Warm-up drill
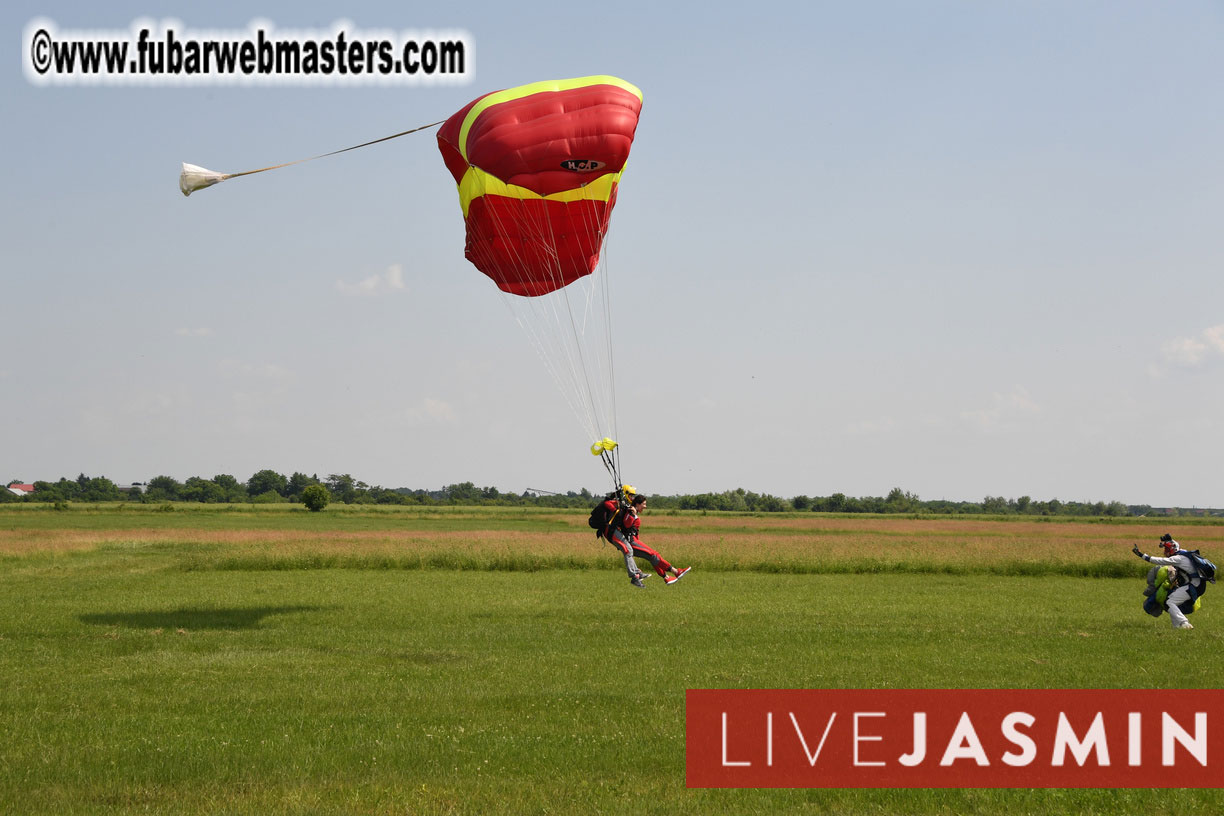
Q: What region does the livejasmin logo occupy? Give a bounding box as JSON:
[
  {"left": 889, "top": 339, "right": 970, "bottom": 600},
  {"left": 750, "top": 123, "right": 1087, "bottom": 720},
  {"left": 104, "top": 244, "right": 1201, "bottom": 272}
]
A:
[{"left": 685, "top": 689, "right": 1224, "bottom": 788}]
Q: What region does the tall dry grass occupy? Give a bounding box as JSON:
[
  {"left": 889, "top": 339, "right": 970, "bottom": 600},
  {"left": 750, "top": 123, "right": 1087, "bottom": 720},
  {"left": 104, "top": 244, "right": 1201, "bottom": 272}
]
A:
[{"left": 4, "top": 511, "right": 1218, "bottom": 577}]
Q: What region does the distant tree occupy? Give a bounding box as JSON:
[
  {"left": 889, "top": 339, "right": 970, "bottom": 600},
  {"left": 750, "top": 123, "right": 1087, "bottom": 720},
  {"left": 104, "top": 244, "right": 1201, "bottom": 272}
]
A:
[
  {"left": 445, "top": 482, "right": 481, "bottom": 503},
  {"left": 77, "top": 476, "right": 121, "bottom": 502},
  {"left": 212, "top": 474, "right": 240, "bottom": 491},
  {"left": 286, "top": 472, "right": 319, "bottom": 500},
  {"left": 325, "top": 474, "right": 358, "bottom": 503},
  {"left": 885, "top": 488, "right": 920, "bottom": 513},
  {"left": 719, "top": 489, "right": 749, "bottom": 512},
  {"left": 302, "top": 484, "right": 330, "bottom": 512},
  {"left": 247, "top": 470, "right": 288, "bottom": 498},
  {"left": 857, "top": 495, "right": 885, "bottom": 513},
  {"left": 144, "top": 475, "right": 182, "bottom": 501},
  {"left": 210, "top": 474, "right": 245, "bottom": 502},
  {"left": 678, "top": 493, "right": 716, "bottom": 510},
  {"left": 30, "top": 480, "right": 67, "bottom": 502},
  {"left": 755, "top": 494, "right": 787, "bottom": 512},
  {"left": 982, "top": 496, "right": 1010, "bottom": 514},
  {"left": 2, "top": 480, "right": 25, "bottom": 504},
  {"left": 181, "top": 477, "right": 226, "bottom": 503}
]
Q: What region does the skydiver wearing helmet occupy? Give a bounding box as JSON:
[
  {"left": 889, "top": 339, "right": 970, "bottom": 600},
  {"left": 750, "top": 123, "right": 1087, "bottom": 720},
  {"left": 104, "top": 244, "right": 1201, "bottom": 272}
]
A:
[
  {"left": 1133, "top": 534, "right": 1204, "bottom": 630},
  {"left": 596, "top": 485, "right": 646, "bottom": 585},
  {"left": 615, "top": 493, "right": 690, "bottom": 588},
  {"left": 597, "top": 486, "right": 689, "bottom": 588}
]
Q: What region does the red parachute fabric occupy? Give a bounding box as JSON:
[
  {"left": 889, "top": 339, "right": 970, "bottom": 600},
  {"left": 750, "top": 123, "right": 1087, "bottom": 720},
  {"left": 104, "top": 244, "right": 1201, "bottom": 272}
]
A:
[{"left": 437, "top": 77, "right": 643, "bottom": 297}]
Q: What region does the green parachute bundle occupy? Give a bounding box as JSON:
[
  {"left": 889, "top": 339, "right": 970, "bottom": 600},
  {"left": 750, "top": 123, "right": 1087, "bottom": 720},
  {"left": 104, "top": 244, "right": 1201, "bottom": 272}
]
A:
[{"left": 1142, "top": 565, "right": 1202, "bottom": 618}]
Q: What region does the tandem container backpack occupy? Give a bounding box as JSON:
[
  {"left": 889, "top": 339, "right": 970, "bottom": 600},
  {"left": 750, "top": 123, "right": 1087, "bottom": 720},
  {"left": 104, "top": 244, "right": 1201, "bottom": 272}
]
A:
[
  {"left": 588, "top": 499, "right": 621, "bottom": 536},
  {"left": 587, "top": 503, "right": 608, "bottom": 531},
  {"left": 1180, "top": 549, "right": 1217, "bottom": 585}
]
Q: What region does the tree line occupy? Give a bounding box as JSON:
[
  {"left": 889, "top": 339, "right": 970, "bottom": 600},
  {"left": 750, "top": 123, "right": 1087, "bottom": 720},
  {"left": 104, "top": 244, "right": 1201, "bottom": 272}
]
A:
[
  {"left": 4, "top": 474, "right": 1206, "bottom": 516},
  {"left": 673, "top": 487, "right": 1143, "bottom": 516},
  {"left": 1, "top": 473, "right": 593, "bottom": 507}
]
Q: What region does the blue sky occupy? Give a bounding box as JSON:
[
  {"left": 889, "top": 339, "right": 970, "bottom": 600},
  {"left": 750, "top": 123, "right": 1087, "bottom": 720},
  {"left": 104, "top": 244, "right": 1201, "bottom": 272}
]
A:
[{"left": 4, "top": 1, "right": 1223, "bottom": 506}]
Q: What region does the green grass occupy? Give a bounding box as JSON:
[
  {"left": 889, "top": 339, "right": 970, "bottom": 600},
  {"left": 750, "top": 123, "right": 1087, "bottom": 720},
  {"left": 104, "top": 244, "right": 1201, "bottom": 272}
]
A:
[{"left": 1, "top": 509, "right": 1221, "bottom": 814}]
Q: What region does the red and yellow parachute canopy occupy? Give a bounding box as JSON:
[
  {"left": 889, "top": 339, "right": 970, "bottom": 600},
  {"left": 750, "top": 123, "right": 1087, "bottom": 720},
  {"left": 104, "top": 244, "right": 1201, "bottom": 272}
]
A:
[{"left": 437, "top": 76, "right": 643, "bottom": 297}]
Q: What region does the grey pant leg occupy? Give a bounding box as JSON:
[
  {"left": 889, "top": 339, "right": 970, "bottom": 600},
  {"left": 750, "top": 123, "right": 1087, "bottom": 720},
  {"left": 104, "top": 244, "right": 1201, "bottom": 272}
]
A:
[{"left": 610, "top": 529, "right": 638, "bottom": 577}]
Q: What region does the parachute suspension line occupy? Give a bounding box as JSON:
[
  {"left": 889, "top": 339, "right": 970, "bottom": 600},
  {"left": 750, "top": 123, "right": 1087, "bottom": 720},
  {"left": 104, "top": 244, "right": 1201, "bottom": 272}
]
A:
[
  {"left": 566, "top": 181, "right": 621, "bottom": 478},
  {"left": 474, "top": 186, "right": 609, "bottom": 444},
  {"left": 600, "top": 449, "right": 621, "bottom": 493},
  {"left": 596, "top": 193, "right": 621, "bottom": 482},
  {"left": 528, "top": 195, "right": 603, "bottom": 441},
  {"left": 481, "top": 210, "right": 598, "bottom": 441},
  {"left": 594, "top": 195, "right": 619, "bottom": 448},
  {"left": 499, "top": 298, "right": 597, "bottom": 441},
  {"left": 557, "top": 180, "right": 616, "bottom": 446},
  {"left": 457, "top": 171, "right": 623, "bottom": 464},
  {"left": 565, "top": 182, "right": 613, "bottom": 442},
  {"left": 560, "top": 284, "right": 604, "bottom": 442},
  {"left": 612, "top": 442, "right": 622, "bottom": 495},
  {"left": 528, "top": 184, "right": 611, "bottom": 443},
  {"left": 434, "top": 75, "right": 641, "bottom": 487},
  {"left": 570, "top": 188, "right": 623, "bottom": 488}
]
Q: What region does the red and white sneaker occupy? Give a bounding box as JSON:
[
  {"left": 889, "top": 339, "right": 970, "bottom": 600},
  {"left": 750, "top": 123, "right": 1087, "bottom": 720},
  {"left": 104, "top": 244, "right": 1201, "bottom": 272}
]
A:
[{"left": 665, "top": 567, "right": 691, "bottom": 585}]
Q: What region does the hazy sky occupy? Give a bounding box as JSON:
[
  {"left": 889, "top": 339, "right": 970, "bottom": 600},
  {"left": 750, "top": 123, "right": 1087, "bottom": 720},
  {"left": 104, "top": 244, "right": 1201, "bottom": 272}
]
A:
[{"left": 4, "top": 1, "right": 1222, "bottom": 507}]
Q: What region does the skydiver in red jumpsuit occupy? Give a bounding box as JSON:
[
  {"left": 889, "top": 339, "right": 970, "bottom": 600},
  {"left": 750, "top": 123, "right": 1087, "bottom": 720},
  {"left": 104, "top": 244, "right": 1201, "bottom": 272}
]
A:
[{"left": 603, "top": 490, "right": 690, "bottom": 588}]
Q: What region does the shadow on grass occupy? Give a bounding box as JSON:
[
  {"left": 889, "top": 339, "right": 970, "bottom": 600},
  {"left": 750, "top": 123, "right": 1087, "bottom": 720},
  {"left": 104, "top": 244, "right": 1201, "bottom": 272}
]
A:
[{"left": 79, "top": 605, "right": 325, "bottom": 630}]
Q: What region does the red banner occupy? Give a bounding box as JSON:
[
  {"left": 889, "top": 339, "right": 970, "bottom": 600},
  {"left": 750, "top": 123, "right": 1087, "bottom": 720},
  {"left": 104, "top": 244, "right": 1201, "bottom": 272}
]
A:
[{"left": 686, "top": 689, "right": 1224, "bottom": 788}]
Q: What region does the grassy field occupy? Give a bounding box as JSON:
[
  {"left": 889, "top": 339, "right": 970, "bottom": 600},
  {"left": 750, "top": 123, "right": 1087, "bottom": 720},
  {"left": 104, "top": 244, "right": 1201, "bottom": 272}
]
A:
[{"left": 2, "top": 505, "right": 1221, "bottom": 814}]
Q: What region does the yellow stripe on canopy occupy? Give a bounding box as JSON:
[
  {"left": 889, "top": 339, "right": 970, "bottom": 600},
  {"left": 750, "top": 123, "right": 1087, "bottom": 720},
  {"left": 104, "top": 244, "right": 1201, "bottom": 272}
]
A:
[
  {"left": 457, "top": 166, "right": 624, "bottom": 217},
  {"left": 457, "top": 75, "right": 643, "bottom": 164}
]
